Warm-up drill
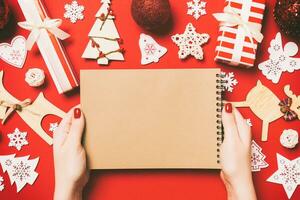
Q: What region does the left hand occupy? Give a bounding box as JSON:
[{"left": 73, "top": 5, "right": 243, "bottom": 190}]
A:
[{"left": 53, "top": 107, "right": 89, "bottom": 200}]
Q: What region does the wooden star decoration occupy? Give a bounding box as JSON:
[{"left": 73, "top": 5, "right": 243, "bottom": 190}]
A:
[
  {"left": 171, "top": 23, "right": 209, "bottom": 60},
  {"left": 267, "top": 154, "right": 300, "bottom": 199}
]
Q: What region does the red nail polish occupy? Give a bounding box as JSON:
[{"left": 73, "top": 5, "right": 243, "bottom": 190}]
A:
[
  {"left": 225, "top": 103, "right": 232, "bottom": 113},
  {"left": 74, "top": 108, "right": 81, "bottom": 119}
]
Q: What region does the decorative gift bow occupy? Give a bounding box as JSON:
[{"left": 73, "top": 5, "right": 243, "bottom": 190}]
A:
[
  {"left": 18, "top": 18, "right": 70, "bottom": 50},
  {"left": 0, "top": 99, "right": 32, "bottom": 124},
  {"left": 213, "top": 6, "right": 264, "bottom": 52},
  {"left": 279, "top": 98, "right": 298, "bottom": 121}
]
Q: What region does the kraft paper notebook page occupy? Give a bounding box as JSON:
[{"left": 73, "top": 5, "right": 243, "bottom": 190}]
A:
[{"left": 81, "top": 69, "right": 222, "bottom": 169}]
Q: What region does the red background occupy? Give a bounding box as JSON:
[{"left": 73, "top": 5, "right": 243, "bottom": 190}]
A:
[{"left": 0, "top": 0, "right": 299, "bottom": 199}]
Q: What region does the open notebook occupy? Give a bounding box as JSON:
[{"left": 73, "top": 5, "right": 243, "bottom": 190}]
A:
[{"left": 81, "top": 69, "right": 222, "bottom": 169}]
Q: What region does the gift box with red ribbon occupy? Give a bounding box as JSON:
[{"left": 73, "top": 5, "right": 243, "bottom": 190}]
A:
[
  {"left": 214, "top": 0, "right": 266, "bottom": 68},
  {"left": 18, "top": 0, "right": 78, "bottom": 94}
]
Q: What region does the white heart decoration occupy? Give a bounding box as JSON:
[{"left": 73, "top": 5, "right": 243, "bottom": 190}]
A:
[{"left": 0, "top": 36, "right": 27, "bottom": 69}]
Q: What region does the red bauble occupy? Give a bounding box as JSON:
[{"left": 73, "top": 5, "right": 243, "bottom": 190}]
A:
[
  {"left": 274, "top": 0, "right": 300, "bottom": 38},
  {"left": 131, "top": 0, "right": 171, "bottom": 32},
  {"left": 0, "top": 0, "right": 9, "bottom": 29}
]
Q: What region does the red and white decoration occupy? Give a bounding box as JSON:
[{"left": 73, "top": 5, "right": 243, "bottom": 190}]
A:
[
  {"left": 251, "top": 140, "right": 268, "bottom": 172},
  {"left": 139, "top": 33, "right": 167, "bottom": 65},
  {"left": 0, "top": 36, "right": 27, "bottom": 69},
  {"left": 267, "top": 154, "right": 300, "bottom": 199},
  {"left": 17, "top": 0, "right": 78, "bottom": 94},
  {"left": 82, "top": 0, "right": 124, "bottom": 65},
  {"left": 258, "top": 32, "right": 300, "bottom": 84},
  {"left": 0, "top": 154, "right": 39, "bottom": 192},
  {"left": 213, "top": 0, "right": 265, "bottom": 68},
  {"left": 171, "top": 23, "right": 209, "bottom": 60}
]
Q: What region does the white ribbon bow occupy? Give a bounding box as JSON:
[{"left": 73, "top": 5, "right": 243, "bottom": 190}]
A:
[
  {"left": 18, "top": 18, "right": 70, "bottom": 50},
  {"left": 213, "top": 6, "right": 264, "bottom": 52}
]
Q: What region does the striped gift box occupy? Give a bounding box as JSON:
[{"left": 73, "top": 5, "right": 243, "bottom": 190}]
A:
[
  {"left": 215, "top": 0, "right": 266, "bottom": 68},
  {"left": 18, "top": 0, "right": 79, "bottom": 94}
]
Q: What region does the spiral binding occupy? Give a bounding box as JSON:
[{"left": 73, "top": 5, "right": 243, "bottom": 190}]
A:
[{"left": 216, "top": 73, "right": 225, "bottom": 164}]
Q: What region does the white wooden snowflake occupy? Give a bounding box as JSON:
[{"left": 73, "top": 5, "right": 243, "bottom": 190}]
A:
[
  {"left": 49, "top": 122, "right": 59, "bottom": 132},
  {"left": 0, "top": 176, "right": 4, "bottom": 191},
  {"left": 221, "top": 72, "right": 238, "bottom": 92},
  {"left": 7, "top": 128, "right": 28, "bottom": 151},
  {"left": 64, "top": 1, "right": 85, "bottom": 23},
  {"left": 171, "top": 23, "right": 209, "bottom": 60},
  {"left": 246, "top": 119, "right": 253, "bottom": 127},
  {"left": 187, "top": 0, "right": 207, "bottom": 20},
  {"left": 267, "top": 154, "right": 300, "bottom": 199}
]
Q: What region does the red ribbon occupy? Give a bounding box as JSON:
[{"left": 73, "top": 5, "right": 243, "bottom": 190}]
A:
[{"left": 279, "top": 98, "right": 298, "bottom": 121}]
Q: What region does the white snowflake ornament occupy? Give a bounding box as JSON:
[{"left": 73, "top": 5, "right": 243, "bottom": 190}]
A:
[
  {"left": 0, "top": 154, "right": 39, "bottom": 193},
  {"left": 7, "top": 128, "right": 29, "bottom": 151},
  {"left": 0, "top": 176, "right": 4, "bottom": 191},
  {"left": 267, "top": 154, "right": 300, "bottom": 199},
  {"left": 171, "top": 23, "right": 209, "bottom": 60},
  {"left": 64, "top": 1, "right": 85, "bottom": 23},
  {"left": 139, "top": 33, "right": 167, "bottom": 65},
  {"left": 246, "top": 119, "right": 253, "bottom": 127},
  {"left": 187, "top": 0, "right": 207, "bottom": 20},
  {"left": 49, "top": 122, "right": 59, "bottom": 132},
  {"left": 251, "top": 140, "right": 268, "bottom": 172},
  {"left": 220, "top": 72, "right": 238, "bottom": 92},
  {"left": 258, "top": 32, "right": 300, "bottom": 84}
]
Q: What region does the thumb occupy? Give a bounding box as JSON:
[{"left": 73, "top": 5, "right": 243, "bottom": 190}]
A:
[
  {"left": 222, "top": 103, "right": 239, "bottom": 143},
  {"left": 69, "top": 106, "right": 85, "bottom": 145}
]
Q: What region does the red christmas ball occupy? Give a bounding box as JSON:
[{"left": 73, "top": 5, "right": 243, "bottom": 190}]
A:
[
  {"left": 0, "top": 0, "right": 9, "bottom": 29},
  {"left": 131, "top": 0, "right": 171, "bottom": 31},
  {"left": 274, "top": 0, "right": 300, "bottom": 38}
]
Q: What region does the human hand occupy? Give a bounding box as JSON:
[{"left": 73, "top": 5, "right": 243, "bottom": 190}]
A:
[
  {"left": 53, "top": 107, "right": 89, "bottom": 200},
  {"left": 220, "top": 103, "right": 256, "bottom": 200}
]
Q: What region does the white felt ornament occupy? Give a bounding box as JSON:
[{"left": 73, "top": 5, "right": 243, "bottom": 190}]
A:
[
  {"left": 251, "top": 140, "right": 268, "bottom": 172},
  {"left": 258, "top": 32, "right": 300, "bottom": 84},
  {"left": 7, "top": 128, "right": 29, "bottom": 151},
  {"left": 139, "top": 34, "right": 167, "bottom": 65},
  {"left": 172, "top": 23, "right": 209, "bottom": 60},
  {"left": 0, "top": 36, "right": 27, "bottom": 69},
  {"left": 267, "top": 154, "right": 300, "bottom": 199},
  {"left": 0, "top": 154, "right": 39, "bottom": 192},
  {"left": 280, "top": 129, "right": 299, "bottom": 149},
  {"left": 25, "top": 68, "right": 45, "bottom": 87}
]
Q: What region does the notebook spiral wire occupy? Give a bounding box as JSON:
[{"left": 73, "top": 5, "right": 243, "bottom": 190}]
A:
[{"left": 216, "top": 73, "right": 225, "bottom": 164}]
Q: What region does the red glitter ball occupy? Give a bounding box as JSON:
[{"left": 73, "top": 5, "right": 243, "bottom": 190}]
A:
[
  {"left": 274, "top": 0, "right": 300, "bottom": 38},
  {"left": 0, "top": 0, "right": 9, "bottom": 29}
]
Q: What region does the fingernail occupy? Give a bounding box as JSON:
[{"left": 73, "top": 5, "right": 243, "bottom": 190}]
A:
[
  {"left": 225, "top": 103, "right": 232, "bottom": 113},
  {"left": 74, "top": 108, "right": 81, "bottom": 119}
]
